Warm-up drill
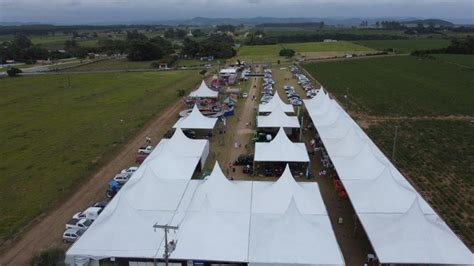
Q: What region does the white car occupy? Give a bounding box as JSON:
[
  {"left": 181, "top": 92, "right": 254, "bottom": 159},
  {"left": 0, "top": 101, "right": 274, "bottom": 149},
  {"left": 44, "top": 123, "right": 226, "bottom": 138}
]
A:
[
  {"left": 113, "top": 173, "right": 130, "bottom": 184},
  {"left": 138, "top": 146, "right": 153, "bottom": 154},
  {"left": 73, "top": 207, "right": 103, "bottom": 221},
  {"left": 65, "top": 218, "right": 93, "bottom": 230},
  {"left": 63, "top": 228, "right": 85, "bottom": 243},
  {"left": 121, "top": 166, "right": 138, "bottom": 177},
  {"left": 242, "top": 93, "right": 248, "bottom": 98}
]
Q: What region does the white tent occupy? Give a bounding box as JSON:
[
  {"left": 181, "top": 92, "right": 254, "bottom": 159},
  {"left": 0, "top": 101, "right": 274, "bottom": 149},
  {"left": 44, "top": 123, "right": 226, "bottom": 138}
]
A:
[
  {"left": 259, "top": 91, "right": 294, "bottom": 113},
  {"left": 189, "top": 80, "right": 218, "bottom": 98},
  {"left": 304, "top": 87, "right": 473, "bottom": 264},
  {"left": 167, "top": 196, "right": 251, "bottom": 263},
  {"left": 359, "top": 198, "right": 473, "bottom": 264},
  {"left": 257, "top": 104, "right": 300, "bottom": 129},
  {"left": 302, "top": 87, "right": 329, "bottom": 112},
  {"left": 186, "top": 162, "right": 252, "bottom": 213},
  {"left": 254, "top": 128, "right": 309, "bottom": 162},
  {"left": 249, "top": 198, "right": 345, "bottom": 266},
  {"left": 173, "top": 104, "right": 218, "bottom": 130},
  {"left": 252, "top": 165, "right": 327, "bottom": 214}
]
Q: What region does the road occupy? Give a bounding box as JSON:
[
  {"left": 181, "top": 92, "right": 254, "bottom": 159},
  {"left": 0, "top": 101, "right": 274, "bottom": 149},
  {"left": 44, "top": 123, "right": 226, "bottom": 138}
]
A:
[{"left": 0, "top": 98, "right": 186, "bottom": 265}]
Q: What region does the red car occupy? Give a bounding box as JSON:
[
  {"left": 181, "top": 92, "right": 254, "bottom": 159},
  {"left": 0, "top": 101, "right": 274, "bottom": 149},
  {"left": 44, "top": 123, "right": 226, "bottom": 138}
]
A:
[{"left": 136, "top": 154, "right": 148, "bottom": 164}]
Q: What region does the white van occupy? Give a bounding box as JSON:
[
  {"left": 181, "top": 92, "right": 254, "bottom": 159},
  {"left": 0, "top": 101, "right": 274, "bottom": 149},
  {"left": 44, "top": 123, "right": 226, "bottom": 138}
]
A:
[{"left": 73, "top": 207, "right": 103, "bottom": 221}]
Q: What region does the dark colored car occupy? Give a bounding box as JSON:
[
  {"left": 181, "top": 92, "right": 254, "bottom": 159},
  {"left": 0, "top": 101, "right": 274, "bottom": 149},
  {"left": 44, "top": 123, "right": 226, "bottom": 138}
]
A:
[{"left": 234, "top": 154, "right": 254, "bottom": 165}]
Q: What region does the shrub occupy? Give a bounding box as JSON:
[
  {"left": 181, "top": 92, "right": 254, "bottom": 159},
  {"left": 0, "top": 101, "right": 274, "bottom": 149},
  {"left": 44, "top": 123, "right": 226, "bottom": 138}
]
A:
[
  {"left": 30, "top": 248, "right": 65, "bottom": 266},
  {"left": 7, "top": 67, "right": 22, "bottom": 77}
]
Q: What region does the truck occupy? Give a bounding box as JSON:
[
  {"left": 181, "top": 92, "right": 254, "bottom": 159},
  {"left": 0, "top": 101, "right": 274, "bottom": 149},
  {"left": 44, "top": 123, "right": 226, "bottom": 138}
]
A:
[
  {"left": 138, "top": 146, "right": 153, "bottom": 154},
  {"left": 73, "top": 207, "right": 103, "bottom": 221}
]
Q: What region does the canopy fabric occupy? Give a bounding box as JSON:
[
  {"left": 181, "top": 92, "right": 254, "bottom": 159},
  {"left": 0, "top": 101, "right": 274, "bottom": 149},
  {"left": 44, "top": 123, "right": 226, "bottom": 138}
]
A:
[
  {"left": 186, "top": 162, "right": 252, "bottom": 213},
  {"left": 259, "top": 91, "right": 294, "bottom": 113},
  {"left": 257, "top": 104, "right": 300, "bottom": 129},
  {"left": 189, "top": 80, "right": 218, "bottom": 98},
  {"left": 254, "top": 128, "right": 309, "bottom": 162},
  {"left": 249, "top": 198, "right": 344, "bottom": 265},
  {"left": 166, "top": 196, "right": 251, "bottom": 263},
  {"left": 173, "top": 104, "right": 218, "bottom": 130},
  {"left": 304, "top": 89, "right": 473, "bottom": 264},
  {"left": 67, "top": 161, "right": 345, "bottom": 265},
  {"left": 359, "top": 198, "right": 473, "bottom": 264},
  {"left": 252, "top": 165, "right": 327, "bottom": 215}
]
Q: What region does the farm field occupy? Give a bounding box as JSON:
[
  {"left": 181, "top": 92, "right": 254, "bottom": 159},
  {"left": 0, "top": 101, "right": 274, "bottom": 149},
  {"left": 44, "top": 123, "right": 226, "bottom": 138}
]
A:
[
  {"left": 0, "top": 70, "right": 201, "bottom": 244},
  {"left": 63, "top": 58, "right": 156, "bottom": 71},
  {"left": 433, "top": 54, "right": 474, "bottom": 68},
  {"left": 234, "top": 44, "right": 285, "bottom": 62},
  {"left": 354, "top": 38, "right": 450, "bottom": 53},
  {"left": 284, "top": 41, "right": 374, "bottom": 52},
  {"left": 303, "top": 55, "right": 474, "bottom": 249},
  {"left": 303, "top": 56, "right": 473, "bottom": 116}
]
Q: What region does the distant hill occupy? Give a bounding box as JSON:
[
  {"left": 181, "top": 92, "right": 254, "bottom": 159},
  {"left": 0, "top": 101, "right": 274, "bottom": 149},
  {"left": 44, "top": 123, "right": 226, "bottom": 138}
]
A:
[{"left": 401, "top": 19, "right": 455, "bottom": 27}]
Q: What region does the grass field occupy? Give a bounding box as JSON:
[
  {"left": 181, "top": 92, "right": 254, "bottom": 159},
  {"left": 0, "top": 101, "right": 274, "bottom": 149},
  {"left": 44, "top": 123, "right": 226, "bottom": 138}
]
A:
[
  {"left": 354, "top": 38, "right": 451, "bottom": 53},
  {"left": 175, "top": 59, "right": 217, "bottom": 67},
  {"left": 303, "top": 56, "right": 474, "bottom": 116},
  {"left": 235, "top": 44, "right": 285, "bottom": 62},
  {"left": 0, "top": 70, "right": 201, "bottom": 243},
  {"left": 63, "top": 58, "right": 156, "bottom": 71},
  {"left": 284, "top": 41, "right": 374, "bottom": 53},
  {"left": 303, "top": 55, "right": 474, "bottom": 248},
  {"left": 433, "top": 54, "right": 474, "bottom": 68}
]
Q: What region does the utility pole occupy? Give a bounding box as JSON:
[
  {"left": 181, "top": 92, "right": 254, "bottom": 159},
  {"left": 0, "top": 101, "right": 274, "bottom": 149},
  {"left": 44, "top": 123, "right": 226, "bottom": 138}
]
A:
[
  {"left": 392, "top": 126, "right": 399, "bottom": 163},
  {"left": 153, "top": 224, "right": 179, "bottom": 266}
]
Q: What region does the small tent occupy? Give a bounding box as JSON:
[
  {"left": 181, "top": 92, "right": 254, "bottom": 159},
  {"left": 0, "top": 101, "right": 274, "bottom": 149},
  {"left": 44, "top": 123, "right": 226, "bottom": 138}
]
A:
[
  {"left": 173, "top": 105, "right": 218, "bottom": 130},
  {"left": 189, "top": 80, "right": 218, "bottom": 98}
]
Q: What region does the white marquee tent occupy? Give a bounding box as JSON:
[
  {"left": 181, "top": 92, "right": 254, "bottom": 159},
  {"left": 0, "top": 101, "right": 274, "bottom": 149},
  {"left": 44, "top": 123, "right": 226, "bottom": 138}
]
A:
[
  {"left": 189, "top": 80, "right": 218, "bottom": 98},
  {"left": 254, "top": 128, "right": 309, "bottom": 162},
  {"left": 257, "top": 104, "right": 300, "bottom": 129},
  {"left": 259, "top": 91, "right": 294, "bottom": 113},
  {"left": 304, "top": 90, "right": 473, "bottom": 264},
  {"left": 173, "top": 104, "right": 218, "bottom": 130},
  {"left": 249, "top": 198, "right": 344, "bottom": 266}
]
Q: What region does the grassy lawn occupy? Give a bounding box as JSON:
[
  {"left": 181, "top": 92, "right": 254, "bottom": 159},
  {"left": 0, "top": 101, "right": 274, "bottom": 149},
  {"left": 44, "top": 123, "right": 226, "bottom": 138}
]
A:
[
  {"left": 366, "top": 120, "right": 473, "bottom": 248},
  {"left": 303, "top": 55, "right": 474, "bottom": 116},
  {"left": 284, "top": 41, "right": 374, "bottom": 53},
  {"left": 63, "top": 58, "right": 156, "bottom": 71},
  {"left": 234, "top": 44, "right": 285, "bottom": 63},
  {"left": 175, "top": 59, "right": 217, "bottom": 67},
  {"left": 0, "top": 70, "right": 201, "bottom": 243},
  {"left": 432, "top": 54, "right": 474, "bottom": 68},
  {"left": 354, "top": 38, "right": 451, "bottom": 53},
  {"left": 303, "top": 55, "right": 474, "bottom": 249}
]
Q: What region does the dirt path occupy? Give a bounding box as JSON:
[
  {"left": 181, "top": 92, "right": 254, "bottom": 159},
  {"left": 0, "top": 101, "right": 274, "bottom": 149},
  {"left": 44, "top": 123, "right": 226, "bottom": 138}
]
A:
[
  {"left": 0, "top": 98, "right": 185, "bottom": 266},
  {"left": 227, "top": 67, "right": 260, "bottom": 171}
]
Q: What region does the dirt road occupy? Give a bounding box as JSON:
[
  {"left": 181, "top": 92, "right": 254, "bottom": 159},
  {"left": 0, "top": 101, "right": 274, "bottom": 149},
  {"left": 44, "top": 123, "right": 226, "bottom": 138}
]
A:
[{"left": 0, "top": 98, "right": 185, "bottom": 265}]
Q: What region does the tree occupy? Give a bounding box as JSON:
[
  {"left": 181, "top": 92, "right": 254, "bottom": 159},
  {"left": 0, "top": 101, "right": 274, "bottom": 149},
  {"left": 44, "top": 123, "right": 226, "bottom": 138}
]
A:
[
  {"left": 375, "top": 21, "right": 380, "bottom": 28},
  {"left": 126, "top": 29, "right": 147, "bottom": 41},
  {"left": 199, "top": 69, "right": 207, "bottom": 76},
  {"left": 279, "top": 48, "right": 295, "bottom": 57},
  {"left": 150, "top": 36, "right": 174, "bottom": 55},
  {"left": 30, "top": 248, "right": 65, "bottom": 266},
  {"left": 127, "top": 40, "right": 163, "bottom": 61},
  {"left": 181, "top": 38, "right": 200, "bottom": 57},
  {"left": 319, "top": 22, "right": 325, "bottom": 29},
  {"left": 164, "top": 28, "right": 175, "bottom": 39},
  {"left": 64, "top": 39, "right": 77, "bottom": 50},
  {"left": 7, "top": 67, "right": 22, "bottom": 77},
  {"left": 13, "top": 35, "right": 32, "bottom": 50}
]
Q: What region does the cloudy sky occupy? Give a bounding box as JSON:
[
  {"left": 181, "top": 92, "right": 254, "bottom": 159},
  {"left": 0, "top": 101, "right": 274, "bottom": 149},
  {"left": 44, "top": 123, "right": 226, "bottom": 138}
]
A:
[{"left": 0, "top": 0, "right": 472, "bottom": 24}]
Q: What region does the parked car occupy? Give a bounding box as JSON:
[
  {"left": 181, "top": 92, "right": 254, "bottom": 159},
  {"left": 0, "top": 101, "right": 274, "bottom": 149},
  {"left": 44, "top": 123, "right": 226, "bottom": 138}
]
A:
[
  {"left": 183, "top": 130, "right": 196, "bottom": 139},
  {"left": 91, "top": 200, "right": 109, "bottom": 209},
  {"left": 234, "top": 154, "right": 254, "bottom": 165},
  {"left": 113, "top": 173, "right": 130, "bottom": 184},
  {"left": 242, "top": 93, "right": 248, "bottom": 98},
  {"left": 73, "top": 207, "right": 102, "bottom": 221},
  {"left": 65, "top": 218, "right": 93, "bottom": 230},
  {"left": 136, "top": 154, "right": 148, "bottom": 164},
  {"left": 138, "top": 145, "right": 153, "bottom": 154},
  {"left": 121, "top": 166, "right": 139, "bottom": 177},
  {"left": 106, "top": 180, "right": 121, "bottom": 198},
  {"left": 63, "top": 228, "right": 85, "bottom": 243}
]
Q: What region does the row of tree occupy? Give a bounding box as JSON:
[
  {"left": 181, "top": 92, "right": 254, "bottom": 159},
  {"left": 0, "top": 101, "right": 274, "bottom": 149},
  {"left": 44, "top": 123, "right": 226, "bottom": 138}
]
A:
[
  {"left": 0, "top": 35, "right": 51, "bottom": 63},
  {"left": 181, "top": 34, "right": 236, "bottom": 59},
  {"left": 246, "top": 33, "right": 405, "bottom": 45},
  {"left": 412, "top": 36, "right": 474, "bottom": 55}
]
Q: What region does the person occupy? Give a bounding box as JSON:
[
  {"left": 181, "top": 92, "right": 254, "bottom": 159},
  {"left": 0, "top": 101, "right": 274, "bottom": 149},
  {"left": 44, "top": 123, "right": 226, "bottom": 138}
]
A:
[{"left": 145, "top": 136, "right": 151, "bottom": 144}]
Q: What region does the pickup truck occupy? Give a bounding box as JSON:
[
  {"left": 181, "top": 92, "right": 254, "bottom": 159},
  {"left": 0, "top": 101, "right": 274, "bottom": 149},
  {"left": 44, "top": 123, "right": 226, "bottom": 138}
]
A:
[
  {"left": 65, "top": 218, "right": 93, "bottom": 230},
  {"left": 138, "top": 146, "right": 153, "bottom": 154},
  {"left": 73, "top": 207, "right": 103, "bottom": 221}
]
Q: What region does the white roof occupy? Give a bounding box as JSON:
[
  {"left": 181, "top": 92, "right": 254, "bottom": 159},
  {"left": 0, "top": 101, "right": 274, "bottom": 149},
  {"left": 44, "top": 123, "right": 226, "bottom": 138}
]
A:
[
  {"left": 173, "top": 105, "right": 218, "bottom": 130},
  {"left": 254, "top": 128, "right": 309, "bottom": 162},
  {"left": 359, "top": 198, "right": 473, "bottom": 264},
  {"left": 304, "top": 88, "right": 473, "bottom": 264},
  {"left": 252, "top": 165, "right": 327, "bottom": 214},
  {"left": 259, "top": 91, "right": 294, "bottom": 113},
  {"left": 189, "top": 80, "right": 218, "bottom": 98},
  {"left": 249, "top": 198, "right": 344, "bottom": 265},
  {"left": 257, "top": 104, "right": 300, "bottom": 129},
  {"left": 186, "top": 162, "right": 252, "bottom": 213},
  {"left": 167, "top": 197, "right": 251, "bottom": 262}
]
